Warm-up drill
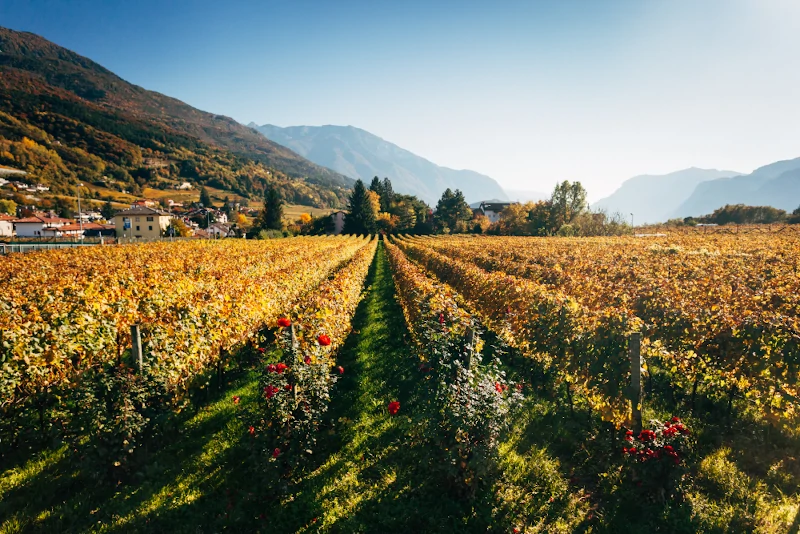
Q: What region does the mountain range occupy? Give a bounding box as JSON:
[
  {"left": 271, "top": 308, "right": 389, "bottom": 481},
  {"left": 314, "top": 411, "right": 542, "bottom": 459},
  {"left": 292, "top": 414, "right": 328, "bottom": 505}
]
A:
[
  {"left": 251, "top": 124, "right": 508, "bottom": 205},
  {"left": 592, "top": 168, "right": 742, "bottom": 224},
  {"left": 0, "top": 26, "right": 351, "bottom": 208},
  {"left": 595, "top": 159, "right": 800, "bottom": 223},
  {"left": 673, "top": 158, "right": 800, "bottom": 218}
]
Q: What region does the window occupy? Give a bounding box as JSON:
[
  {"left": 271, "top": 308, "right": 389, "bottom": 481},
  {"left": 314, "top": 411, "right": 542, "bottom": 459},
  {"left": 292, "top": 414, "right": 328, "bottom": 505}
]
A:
[
  {"left": 136, "top": 225, "right": 140, "bottom": 231},
  {"left": 135, "top": 217, "right": 140, "bottom": 222},
  {"left": 146, "top": 216, "right": 154, "bottom": 222},
  {"left": 149, "top": 225, "right": 153, "bottom": 231}
]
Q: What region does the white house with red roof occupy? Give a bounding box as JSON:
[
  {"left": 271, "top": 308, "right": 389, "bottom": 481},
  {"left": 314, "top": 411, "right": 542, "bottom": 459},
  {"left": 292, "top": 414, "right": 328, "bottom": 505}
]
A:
[
  {"left": 0, "top": 214, "right": 14, "bottom": 237},
  {"left": 13, "top": 215, "right": 73, "bottom": 237}
]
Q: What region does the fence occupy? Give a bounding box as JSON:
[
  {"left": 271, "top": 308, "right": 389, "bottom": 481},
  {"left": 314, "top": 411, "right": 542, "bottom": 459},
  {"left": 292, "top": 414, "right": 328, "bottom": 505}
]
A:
[{"left": 0, "top": 241, "right": 104, "bottom": 255}]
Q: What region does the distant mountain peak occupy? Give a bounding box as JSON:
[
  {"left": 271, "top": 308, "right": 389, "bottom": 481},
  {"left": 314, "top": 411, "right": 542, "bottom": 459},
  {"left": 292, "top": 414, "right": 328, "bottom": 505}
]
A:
[{"left": 251, "top": 123, "right": 508, "bottom": 204}]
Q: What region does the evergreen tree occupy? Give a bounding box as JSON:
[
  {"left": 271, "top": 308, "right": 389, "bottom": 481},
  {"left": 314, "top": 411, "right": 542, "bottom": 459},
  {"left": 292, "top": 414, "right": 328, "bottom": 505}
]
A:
[
  {"left": 101, "top": 200, "right": 115, "bottom": 220},
  {"left": 259, "top": 185, "right": 284, "bottom": 230},
  {"left": 434, "top": 188, "right": 472, "bottom": 232},
  {"left": 344, "top": 179, "right": 377, "bottom": 235},
  {"left": 369, "top": 177, "right": 384, "bottom": 204},
  {"left": 199, "top": 186, "right": 212, "bottom": 207},
  {"left": 380, "top": 177, "right": 394, "bottom": 212}
]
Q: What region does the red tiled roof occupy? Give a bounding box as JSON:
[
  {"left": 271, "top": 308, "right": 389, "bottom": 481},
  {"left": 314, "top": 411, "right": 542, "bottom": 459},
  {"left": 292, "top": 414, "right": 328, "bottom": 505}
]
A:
[
  {"left": 58, "top": 222, "right": 114, "bottom": 231},
  {"left": 14, "top": 216, "right": 73, "bottom": 224}
]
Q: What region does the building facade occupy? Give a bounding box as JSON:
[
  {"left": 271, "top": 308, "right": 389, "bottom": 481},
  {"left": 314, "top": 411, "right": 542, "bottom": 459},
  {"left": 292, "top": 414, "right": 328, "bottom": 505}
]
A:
[
  {"left": 114, "top": 206, "right": 171, "bottom": 239},
  {"left": 13, "top": 216, "right": 73, "bottom": 237}
]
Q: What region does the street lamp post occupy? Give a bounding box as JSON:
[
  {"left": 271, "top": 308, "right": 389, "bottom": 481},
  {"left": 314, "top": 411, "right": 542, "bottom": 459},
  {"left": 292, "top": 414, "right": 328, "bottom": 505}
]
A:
[
  {"left": 77, "top": 183, "right": 84, "bottom": 242},
  {"left": 630, "top": 213, "right": 634, "bottom": 235}
]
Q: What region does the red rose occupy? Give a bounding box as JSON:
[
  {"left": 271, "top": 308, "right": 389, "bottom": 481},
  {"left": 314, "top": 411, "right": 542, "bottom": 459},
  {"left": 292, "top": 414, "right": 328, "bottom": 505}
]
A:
[
  {"left": 232, "top": 395, "right": 240, "bottom": 405},
  {"left": 317, "top": 334, "right": 332, "bottom": 346},
  {"left": 258, "top": 347, "right": 266, "bottom": 353},
  {"left": 272, "top": 448, "right": 280, "bottom": 458},
  {"left": 267, "top": 363, "right": 276, "bottom": 373},
  {"left": 438, "top": 313, "right": 445, "bottom": 324},
  {"left": 671, "top": 416, "right": 680, "bottom": 423},
  {"left": 388, "top": 401, "right": 400, "bottom": 416},
  {"left": 276, "top": 363, "right": 288, "bottom": 373},
  {"left": 264, "top": 385, "right": 279, "bottom": 399},
  {"left": 248, "top": 425, "right": 255, "bottom": 436},
  {"left": 337, "top": 366, "right": 344, "bottom": 375},
  {"left": 284, "top": 384, "right": 292, "bottom": 391},
  {"left": 516, "top": 383, "right": 524, "bottom": 391},
  {"left": 277, "top": 317, "right": 291, "bottom": 328},
  {"left": 304, "top": 356, "right": 311, "bottom": 365}
]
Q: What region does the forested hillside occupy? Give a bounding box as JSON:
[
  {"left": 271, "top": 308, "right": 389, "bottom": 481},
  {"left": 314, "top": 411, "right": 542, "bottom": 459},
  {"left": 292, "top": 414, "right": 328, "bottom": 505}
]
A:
[{"left": 0, "top": 27, "right": 352, "bottom": 207}]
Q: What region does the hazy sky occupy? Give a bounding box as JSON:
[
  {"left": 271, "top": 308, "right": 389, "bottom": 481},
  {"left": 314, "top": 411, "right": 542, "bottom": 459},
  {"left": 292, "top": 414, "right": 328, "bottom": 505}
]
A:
[{"left": 2, "top": 0, "right": 800, "bottom": 200}]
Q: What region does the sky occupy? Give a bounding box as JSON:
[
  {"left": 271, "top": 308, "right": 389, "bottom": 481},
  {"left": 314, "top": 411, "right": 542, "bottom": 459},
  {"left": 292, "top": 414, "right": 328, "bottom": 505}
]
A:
[{"left": 2, "top": 0, "right": 800, "bottom": 201}]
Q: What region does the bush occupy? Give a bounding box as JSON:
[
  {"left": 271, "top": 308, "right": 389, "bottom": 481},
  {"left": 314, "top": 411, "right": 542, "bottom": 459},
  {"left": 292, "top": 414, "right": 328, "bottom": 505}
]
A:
[
  {"left": 557, "top": 224, "right": 576, "bottom": 237},
  {"left": 257, "top": 229, "right": 286, "bottom": 240},
  {"left": 255, "top": 322, "right": 339, "bottom": 474}
]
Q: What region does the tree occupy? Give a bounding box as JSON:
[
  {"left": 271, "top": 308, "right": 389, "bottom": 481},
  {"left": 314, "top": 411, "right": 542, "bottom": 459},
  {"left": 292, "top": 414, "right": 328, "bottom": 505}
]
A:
[
  {"left": 497, "top": 202, "right": 537, "bottom": 235},
  {"left": 100, "top": 200, "right": 115, "bottom": 220},
  {"left": 258, "top": 185, "right": 284, "bottom": 231},
  {"left": 235, "top": 212, "right": 252, "bottom": 232},
  {"left": 369, "top": 176, "right": 384, "bottom": 201},
  {"left": 527, "top": 201, "right": 551, "bottom": 235},
  {"left": 434, "top": 188, "right": 472, "bottom": 233},
  {"left": 381, "top": 178, "right": 395, "bottom": 212},
  {"left": 397, "top": 204, "right": 417, "bottom": 232},
  {"left": 344, "top": 179, "right": 378, "bottom": 234},
  {"left": 169, "top": 218, "right": 191, "bottom": 237},
  {"left": 0, "top": 199, "right": 17, "bottom": 216},
  {"left": 549, "top": 180, "right": 587, "bottom": 230},
  {"left": 199, "top": 186, "right": 212, "bottom": 208},
  {"left": 789, "top": 206, "right": 800, "bottom": 225},
  {"left": 53, "top": 197, "right": 74, "bottom": 219}
]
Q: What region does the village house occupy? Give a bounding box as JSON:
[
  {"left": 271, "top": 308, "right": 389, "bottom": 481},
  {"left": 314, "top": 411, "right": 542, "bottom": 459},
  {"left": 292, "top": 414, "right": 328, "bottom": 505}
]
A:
[
  {"left": 131, "top": 199, "right": 158, "bottom": 208},
  {"left": 114, "top": 206, "right": 171, "bottom": 239},
  {"left": 81, "top": 222, "right": 116, "bottom": 238},
  {"left": 0, "top": 214, "right": 14, "bottom": 237},
  {"left": 475, "top": 201, "right": 517, "bottom": 224},
  {"left": 13, "top": 215, "right": 73, "bottom": 237},
  {"left": 207, "top": 222, "right": 232, "bottom": 238}
]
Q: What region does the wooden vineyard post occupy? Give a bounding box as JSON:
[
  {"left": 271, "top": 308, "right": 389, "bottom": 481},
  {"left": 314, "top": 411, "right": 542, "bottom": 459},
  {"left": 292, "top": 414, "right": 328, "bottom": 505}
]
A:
[
  {"left": 463, "top": 324, "right": 476, "bottom": 370},
  {"left": 131, "top": 324, "right": 143, "bottom": 373},
  {"left": 217, "top": 347, "right": 224, "bottom": 390},
  {"left": 629, "top": 332, "right": 642, "bottom": 433},
  {"left": 291, "top": 324, "right": 300, "bottom": 403}
]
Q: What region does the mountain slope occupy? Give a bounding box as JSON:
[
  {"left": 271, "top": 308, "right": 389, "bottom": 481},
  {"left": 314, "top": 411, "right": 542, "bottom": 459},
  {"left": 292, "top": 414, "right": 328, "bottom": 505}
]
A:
[
  {"left": 593, "top": 168, "right": 741, "bottom": 224},
  {"left": 251, "top": 124, "right": 508, "bottom": 205},
  {"left": 0, "top": 27, "right": 351, "bottom": 207},
  {"left": 674, "top": 158, "right": 800, "bottom": 217}
]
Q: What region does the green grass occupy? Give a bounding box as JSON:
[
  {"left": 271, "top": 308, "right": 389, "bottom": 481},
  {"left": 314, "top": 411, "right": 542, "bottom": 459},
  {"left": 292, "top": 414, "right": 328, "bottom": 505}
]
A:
[{"left": 3, "top": 243, "right": 800, "bottom": 533}]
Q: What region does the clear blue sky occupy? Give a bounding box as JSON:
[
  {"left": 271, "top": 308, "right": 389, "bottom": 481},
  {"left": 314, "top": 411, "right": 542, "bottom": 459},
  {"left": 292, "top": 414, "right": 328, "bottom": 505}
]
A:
[{"left": 2, "top": 0, "right": 799, "bottom": 200}]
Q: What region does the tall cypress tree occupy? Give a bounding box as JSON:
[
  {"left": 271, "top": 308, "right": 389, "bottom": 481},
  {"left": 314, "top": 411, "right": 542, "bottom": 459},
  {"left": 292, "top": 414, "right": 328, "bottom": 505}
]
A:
[
  {"left": 260, "top": 185, "right": 284, "bottom": 230},
  {"left": 344, "top": 179, "right": 377, "bottom": 235},
  {"left": 381, "top": 177, "right": 394, "bottom": 211},
  {"left": 199, "top": 186, "right": 212, "bottom": 208}
]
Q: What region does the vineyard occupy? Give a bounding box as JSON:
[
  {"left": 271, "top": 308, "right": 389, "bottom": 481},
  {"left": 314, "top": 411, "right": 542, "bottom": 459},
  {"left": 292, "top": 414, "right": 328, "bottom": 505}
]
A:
[{"left": 2, "top": 234, "right": 800, "bottom": 533}]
